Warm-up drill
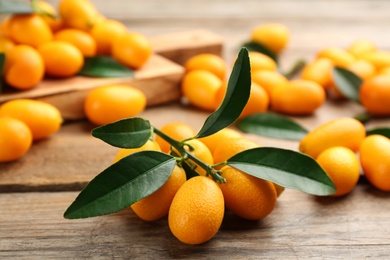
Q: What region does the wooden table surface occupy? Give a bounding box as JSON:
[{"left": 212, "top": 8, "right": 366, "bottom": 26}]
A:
[{"left": 1, "top": 0, "right": 390, "bottom": 258}]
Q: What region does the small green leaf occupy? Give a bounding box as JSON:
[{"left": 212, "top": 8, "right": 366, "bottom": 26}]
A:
[
  {"left": 367, "top": 128, "right": 390, "bottom": 138},
  {"left": 237, "top": 112, "right": 308, "bottom": 140},
  {"left": 333, "top": 67, "right": 363, "bottom": 102},
  {"left": 64, "top": 151, "right": 175, "bottom": 219},
  {"left": 0, "top": 0, "right": 33, "bottom": 14},
  {"left": 283, "top": 59, "right": 307, "bottom": 79},
  {"left": 241, "top": 41, "right": 278, "bottom": 62},
  {"left": 196, "top": 48, "right": 251, "bottom": 138},
  {"left": 353, "top": 112, "right": 372, "bottom": 124},
  {"left": 78, "top": 56, "right": 134, "bottom": 78},
  {"left": 92, "top": 118, "right": 151, "bottom": 148},
  {"left": 0, "top": 53, "right": 5, "bottom": 93},
  {"left": 227, "top": 147, "right": 336, "bottom": 196}
]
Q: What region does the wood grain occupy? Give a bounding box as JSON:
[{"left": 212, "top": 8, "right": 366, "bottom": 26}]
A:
[
  {"left": 2, "top": 0, "right": 390, "bottom": 258},
  {"left": 0, "top": 185, "right": 389, "bottom": 259}
]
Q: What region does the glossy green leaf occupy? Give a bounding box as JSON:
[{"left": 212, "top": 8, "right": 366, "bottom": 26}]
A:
[
  {"left": 333, "top": 67, "right": 363, "bottom": 102},
  {"left": 0, "top": 0, "right": 33, "bottom": 14},
  {"left": 237, "top": 112, "right": 308, "bottom": 140},
  {"left": 78, "top": 56, "right": 134, "bottom": 78},
  {"left": 0, "top": 53, "right": 5, "bottom": 93},
  {"left": 64, "top": 151, "right": 175, "bottom": 219},
  {"left": 196, "top": 48, "right": 251, "bottom": 138},
  {"left": 241, "top": 41, "right": 278, "bottom": 62},
  {"left": 92, "top": 118, "right": 151, "bottom": 148},
  {"left": 367, "top": 128, "right": 390, "bottom": 138},
  {"left": 227, "top": 147, "right": 336, "bottom": 196}
]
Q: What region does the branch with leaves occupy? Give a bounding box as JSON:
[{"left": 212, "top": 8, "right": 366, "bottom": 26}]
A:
[{"left": 64, "top": 48, "right": 336, "bottom": 220}]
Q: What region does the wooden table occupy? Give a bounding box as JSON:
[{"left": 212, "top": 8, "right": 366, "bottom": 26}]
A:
[{"left": 1, "top": 0, "right": 390, "bottom": 258}]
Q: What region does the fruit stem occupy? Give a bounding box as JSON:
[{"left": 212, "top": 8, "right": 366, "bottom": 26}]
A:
[{"left": 153, "top": 127, "right": 226, "bottom": 183}]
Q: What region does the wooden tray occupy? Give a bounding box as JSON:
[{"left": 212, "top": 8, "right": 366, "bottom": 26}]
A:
[{"left": 0, "top": 29, "right": 224, "bottom": 121}]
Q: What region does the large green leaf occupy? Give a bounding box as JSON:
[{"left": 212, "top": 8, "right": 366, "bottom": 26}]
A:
[
  {"left": 78, "top": 56, "right": 134, "bottom": 78},
  {"left": 196, "top": 48, "right": 251, "bottom": 138},
  {"left": 333, "top": 67, "right": 363, "bottom": 102},
  {"left": 64, "top": 151, "right": 175, "bottom": 219},
  {"left": 367, "top": 128, "right": 390, "bottom": 138},
  {"left": 0, "top": 53, "right": 5, "bottom": 93},
  {"left": 241, "top": 41, "right": 278, "bottom": 62},
  {"left": 227, "top": 147, "right": 336, "bottom": 196},
  {"left": 92, "top": 118, "right": 151, "bottom": 148},
  {"left": 237, "top": 112, "right": 308, "bottom": 140},
  {"left": 0, "top": 0, "right": 33, "bottom": 14}
]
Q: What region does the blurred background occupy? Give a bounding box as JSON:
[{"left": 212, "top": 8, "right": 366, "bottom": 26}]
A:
[{"left": 44, "top": 0, "right": 390, "bottom": 68}]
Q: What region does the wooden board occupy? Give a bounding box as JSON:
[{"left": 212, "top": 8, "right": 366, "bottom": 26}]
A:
[
  {"left": 1, "top": 185, "right": 389, "bottom": 259},
  {"left": 0, "top": 55, "right": 184, "bottom": 121},
  {"left": 0, "top": 29, "right": 223, "bottom": 121},
  {"left": 150, "top": 29, "right": 224, "bottom": 65}
]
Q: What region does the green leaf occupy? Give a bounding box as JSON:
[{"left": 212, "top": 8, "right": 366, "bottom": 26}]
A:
[
  {"left": 92, "top": 118, "right": 151, "bottom": 148},
  {"left": 0, "top": 53, "right": 5, "bottom": 93},
  {"left": 0, "top": 0, "right": 33, "bottom": 14},
  {"left": 227, "top": 147, "right": 336, "bottom": 196},
  {"left": 333, "top": 67, "right": 363, "bottom": 102},
  {"left": 237, "top": 112, "right": 308, "bottom": 140},
  {"left": 367, "top": 128, "right": 390, "bottom": 138},
  {"left": 241, "top": 41, "right": 278, "bottom": 63},
  {"left": 196, "top": 48, "right": 251, "bottom": 138},
  {"left": 353, "top": 112, "right": 372, "bottom": 124},
  {"left": 78, "top": 56, "right": 134, "bottom": 78},
  {"left": 64, "top": 151, "right": 176, "bottom": 219}
]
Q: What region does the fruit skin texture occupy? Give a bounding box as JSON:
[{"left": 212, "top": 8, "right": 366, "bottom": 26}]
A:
[
  {"left": 113, "top": 139, "right": 161, "bottom": 163},
  {"left": 0, "top": 117, "right": 32, "bottom": 162},
  {"left": 58, "top": 0, "right": 98, "bottom": 31},
  {"left": 181, "top": 70, "right": 223, "bottom": 111},
  {"left": 361, "top": 51, "right": 390, "bottom": 70},
  {"left": 0, "top": 35, "right": 15, "bottom": 54},
  {"left": 0, "top": 99, "right": 63, "bottom": 140},
  {"left": 213, "top": 138, "right": 259, "bottom": 165},
  {"left": 317, "top": 47, "right": 355, "bottom": 68},
  {"left": 360, "top": 135, "right": 390, "bottom": 192},
  {"left": 7, "top": 14, "right": 53, "bottom": 48},
  {"left": 111, "top": 32, "right": 152, "bottom": 69},
  {"left": 251, "top": 70, "right": 288, "bottom": 97},
  {"left": 3, "top": 45, "right": 45, "bottom": 90},
  {"left": 84, "top": 84, "right": 146, "bottom": 126},
  {"left": 155, "top": 122, "right": 196, "bottom": 154},
  {"left": 360, "top": 75, "right": 390, "bottom": 116},
  {"left": 131, "top": 165, "right": 187, "bottom": 221},
  {"left": 299, "top": 117, "right": 366, "bottom": 159},
  {"left": 316, "top": 147, "right": 360, "bottom": 197},
  {"left": 250, "top": 23, "right": 289, "bottom": 53},
  {"left": 248, "top": 51, "right": 277, "bottom": 72},
  {"left": 347, "top": 39, "right": 377, "bottom": 58},
  {"left": 300, "top": 58, "right": 333, "bottom": 89},
  {"left": 90, "top": 19, "right": 127, "bottom": 55},
  {"left": 54, "top": 28, "right": 97, "bottom": 56},
  {"left": 271, "top": 79, "right": 325, "bottom": 115},
  {"left": 219, "top": 166, "right": 277, "bottom": 220},
  {"left": 198, "top": 128, "right": 242, "bottom": 154},
  {"left": 168, "top": 176, "right": 224, "bottom": 245},
  {"left": 215, "top": 82, "right": 269, "bottom": 119},
  {"left": 184, "top": 53, "right": 227, "bottom": 80},
  {"left": 38, "top": 41, "right": 84, "bottom": 77}
]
